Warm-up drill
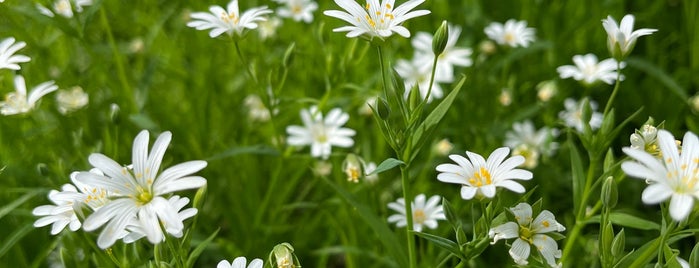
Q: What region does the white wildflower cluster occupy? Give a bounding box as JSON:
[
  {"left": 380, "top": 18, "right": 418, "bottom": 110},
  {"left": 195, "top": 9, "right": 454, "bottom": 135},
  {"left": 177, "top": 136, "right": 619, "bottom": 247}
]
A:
[{"left": 33, "top": 130, "right": 207, "bottom": 249}]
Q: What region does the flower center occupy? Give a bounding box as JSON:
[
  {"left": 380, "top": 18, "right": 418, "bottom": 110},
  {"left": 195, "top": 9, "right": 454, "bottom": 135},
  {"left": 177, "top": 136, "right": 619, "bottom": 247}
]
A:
[
  {"left": 220, "top": 12, "right": 239, "bottom": 24},
  {"left": 135, "top": 186, "right": 153, "bottom": 205},
  {"left": 413, "top": 209, "right": 426, "bottom": 224},
  {"left": 345, "top": 166, "right": 361, "bottom": 183},
  {"left": 504, "top": 32, "right": 515, "bottom": 44},
  {"left": 519, "top": 225, "right": 534, "bottom": 243},
  {"left": 363, "top": 3, "right": 395, "bottom": 30},
  {"left": 312, "top": 124, "right": 328, "bottom": 143},
  {"left": 4, "top": 93, "right": 30, "bottom": 112},
  {"left": 469, "top": 167, "right": 493, "bottom": 187}
]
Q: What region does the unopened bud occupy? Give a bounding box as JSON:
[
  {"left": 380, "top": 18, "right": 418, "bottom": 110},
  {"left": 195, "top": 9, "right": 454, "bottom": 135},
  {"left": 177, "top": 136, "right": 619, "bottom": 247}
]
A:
[
  {"left": 432, "top": 21, "right": 449, "bottom": 57},
  {"left": 391, "top": 68, "right": 406, "bottom": 98},
  {"left": 611, "top": 229, "right": 625, "bottom": 258},
  {"left": 109, "top": 103, "right": 120, "bottom": 124},
  {"left": 376, "top": 97, "right": 390, "bottom": 120},
  {"left": 601, "top": 176, "right": 618, "bottom": 208},
  {"left": 270, "top": 242, "right": 299, "bottom": 268}
]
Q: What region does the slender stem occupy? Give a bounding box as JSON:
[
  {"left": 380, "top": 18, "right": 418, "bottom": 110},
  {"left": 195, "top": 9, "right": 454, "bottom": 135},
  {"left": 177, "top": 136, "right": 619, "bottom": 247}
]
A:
[
  {"left": 603, "top": 62, "right": 623, "bottom": 115},
  {"left": 233, "top": 40, "right": 259, "bottom": 86},
  {"left": 656, "top": 204, "right": 676, "bottom": 266},
  {"left": 377, "top": 46, "right": 389, "bottom": 100},
  {"left": 400, "top": 165, "right": 417, "bottom": 268},
  {"left": 560, "top": 221, "right": 584, "bottom": 265},
  {"left": 99, "top": 8, "right": 134, "bottom": 113},
  {"left": 424, "top": 55, "right": 440, "bottom": 103},
  {"left": 562, "top": 157, "right": 599, "bottom": 264}
]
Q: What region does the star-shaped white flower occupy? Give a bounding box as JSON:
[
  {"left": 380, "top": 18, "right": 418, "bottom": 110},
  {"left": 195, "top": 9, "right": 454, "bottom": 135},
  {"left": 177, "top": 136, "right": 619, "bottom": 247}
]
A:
[
  {"left": 274, "top": 0, "right": 318, "bottom": 23},
  {"left": 489, "top": 203, "right": 565, "bottom": 267},
  {"left": 0, "top": 75, "right": 58, "bottom": 115},
  {"left": 602, "top": 14, "right": 657, "bottom": 59},
  {"left": 622, "top": 130, "right": 699, "bottom": 222},
  {"left": 75, "top": 130, "right": 207, "bottom": 249},
  {"left": 558, "top": 98, "right": 603, "bottom": 133},
  {"left": 387, "top": 194, "right": 445, "bottom": 232},
  {"left": 504, "top": 120, "right": 559, "bottom": 169},
  {"left": 323, "top": 0, "right": 430, "bottom": 40},
  {"left": 411, "top": 23, "right": 473, "bottom": 83},
  {"left": 0, "top": 37, "right": 30, "bottom": 71},
  {"left": 436, "top": 147, "right": 533, "bottom": 200},
  {"left": 286, "top": 106, "right": 356, "bottom": 159},
  {"left": 217, "top": 257, "right": 264, "bottom": 268},
  {"left": 187, "top": 0, "right": 273, "bottom": 38},
  {"left": 484, "top": 19, "right": 536, "bottom": 48},
  {"left": 394, "top": 58, "right": 443, "bottom": 102},
  {"left": 557, "top": 54, "right": 625, "bottom": 85}
]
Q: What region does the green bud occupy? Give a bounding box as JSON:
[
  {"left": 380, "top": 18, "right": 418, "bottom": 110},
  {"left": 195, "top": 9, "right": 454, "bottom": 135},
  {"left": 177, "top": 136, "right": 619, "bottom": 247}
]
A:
[
  {"left": 580, "top": 98, "right": 593, "bottom": 134},
  {"left": 391, "top": 68, "right": 406, "bottom": 98},
  {"left": 603, "top": 149, "right": 615, "bottom": 173},
  {"left": 283, "top": 42, "right": 296, "bottom": 68},
  {"left": 601, "top": 176, "right": 618, "bottom": 208},
  {"left": 601, "top": 221, "right": 614, "bottom": 255},
  {"left": 36, "top": 163, "right": 49, "bottom": 177},
  {"left": 376, "top": 97, "right": 390, "bottom": 120},
  {"left": 193, "top": 184, "right": 207, "bottom": 210},
  {"left": 611, "top": 228, "right": 625, "bottom": 258},
  {"left": 432, "top": 21, "right": 449, "bottom": 57},
  {"left": 456, "top": 226, "right": 468, "bottom": 246},
  {"left": 109, "top": 103, "right": 121, "bottom": 124},
  {"left": 442, "top": 198, "right": 458, "bottom": 228},
  {"left": 407, "top": 84, "right": 421, "bottom": 111},
  {"left": 599, "top": 108, "right": 615, "bottom": 135}
]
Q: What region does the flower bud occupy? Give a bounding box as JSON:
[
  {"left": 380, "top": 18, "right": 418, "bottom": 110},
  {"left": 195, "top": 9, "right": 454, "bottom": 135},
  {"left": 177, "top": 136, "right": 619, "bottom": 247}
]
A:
[
  {"left": 601, "top": 176, "right": 618, "bottom": 208},
  {"left": 270, "top": 242, "right": 299, "bottom": 268},
  {"left": 376, "top": 97, "right": 391, "bottom": 120},
  {"left": 432, "top": 21, "right": 449, "bottom": 57},
  {"left": 690, "top": 94, "right": 699, "bottom": 114},
  {"left": 109, "top": 103, "right": 120, "bottom": 124},
  {"left": 611, "top": 228, "right": 625, "bottom": 258}
]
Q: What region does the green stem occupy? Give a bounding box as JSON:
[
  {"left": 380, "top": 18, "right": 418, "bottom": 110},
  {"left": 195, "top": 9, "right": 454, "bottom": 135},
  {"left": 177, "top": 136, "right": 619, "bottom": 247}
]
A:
[
  {"left": 656, "top": 204, "right": 676, "bottom": 266},
  {"left": 400, "top": 165, "right": 417, "bottom": 268},
  {"left": 603, "top": 62, "right": 622, "bottom": 115},
  {"left": 233, "top": 40, "right": 259, "bottom": 87},
  {"left": 424, "top": 55, "right": 440, "bottom": 103},
  {"left": 377, "top": 46, "right": 389, "bottom": 100},
  {"left": 99, "top": 8, "right": 134, "bottom": 113},
  {"left": 562, "top": 157, "right": 599, "bottom": 264}
]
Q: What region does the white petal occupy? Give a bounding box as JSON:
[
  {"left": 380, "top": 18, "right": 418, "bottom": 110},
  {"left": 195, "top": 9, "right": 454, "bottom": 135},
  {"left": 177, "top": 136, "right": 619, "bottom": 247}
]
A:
[
  {"left": 509, "top": 238, "right": 531, "bottom": 265},
  {"left": 669, "top": 194, "right": 694, "bottom": 221},
  {"left": 640, "top": 183, "right": 673, "bottom": 204}
]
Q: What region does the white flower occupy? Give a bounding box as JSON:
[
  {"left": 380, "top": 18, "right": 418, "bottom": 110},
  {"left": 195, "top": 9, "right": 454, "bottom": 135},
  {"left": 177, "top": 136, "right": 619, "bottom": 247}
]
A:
[
  {"left": 433, "top": 138, "right": 453, "bottom": 156},
  {"left": 75, "top": 130, "right": 207, "bottom": 249},
  {"left": 602, "top": 14, "right": 657, "bottom": 59},
  {"left": 286, "top": 106, "right": 356, "bottom": 159},
  {"left": 217, "top": 257, "right": 264, "bottom": 268},
  {"left": 387, "top": 194, "right": 445, "bottom": 232},
  {"left": 536, "top": 80, "right": 557, "bottom": 102},
  {"left": 436, "top": 147, "right": 533, "bottom": 200},
  {"left": 258, "top": 16, "right": 282, "bottom": 39},
  {"left": 558, "top": 98, "right": 603, "bottom": 133},
  {"left": 395, "top": 58, "right": 443, "bottom": 102},
  {"left": 364, "top": 161, "right": 379, "bottom": 183},
  {"left": 505, "top": 120, "right": 559, "bottom": 169},
  {"left": 323, "top": 0, "right": 430, "bottom": 40},
  {"left": 56, "top": 86, "right": 89, "bottom": 114},
  {"left": 630, "top": 124, "right": 660, "bottom": 156},
  {"left": 121, "top": 195, "right": 198, "bottom": 244},
  {"left": 622, "top": 130, "right": 699, "bottom": 222},
  {"left": 484, "top": 19, "right": 536, "bottom": 48},
  {"left": 489, "top": 203, "right": 565, "bottom": 267},
  {"left": 557, "top": 54, "right": 625, "bottom": 85},
  {"left": 411, "top": 23, "right": 473, "bottom": 82},
  {"left": 0, "top": 75, "right": 58, "bottom": 115},
  {"left": 0, "top": 37, "right": 30, "bottom": 71},
  {"left": 36, "top": 0, "right": 92, "bottom": 18},
  {"left": 187, "top": 0, "right": 273, "bottom": 38},
  {"left": 243, "top": 94, "right": 273, "bottom": 122},
  {"left": 274, "top": 0, "right": 318, "bottom": 23}
]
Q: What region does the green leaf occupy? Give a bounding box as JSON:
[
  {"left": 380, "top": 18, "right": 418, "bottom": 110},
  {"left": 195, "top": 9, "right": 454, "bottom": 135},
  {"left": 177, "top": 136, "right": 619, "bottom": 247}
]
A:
[
  {"left": 321, "top": 176, "right": 407, "bottom": 268},
  {"left": 413, "top": 231, "right": 466, "bottom": 260},
  {"left": 0, "top": 190, "right": 43, "bottom": 221},
  {"left": 366, "top": 158, "right": 405, "bottom": 176},
  {"left": 129, "top": 113, "right": 159, "bottom": 130},
  {"left": 442, "top": 198, "right": 459, "bottom": 230},
  {"left": 568, "top": 137, "right": 585, "bottom": 217},
  {"left": 586, "top": 212, "right": 660, "bottom": 230},
  {"left": 664, "top": 244, "right": 682, "bottom": 268},
  {"left": 614, "top": 238, "right": 659, "bottom": 268},
  {"left": 408, "top": 75, "right": 466, "bottom": 163},
  {"left": 0, "top": 224, "right": 33, "bottom": 259},
  {"left": 185, "top": 228, "right": 219, "bottom": 268},
  {"left": 689, "top": 241, "right": 699, "bottom": 268},
  {"left": 626, "top": 57, "right": 688, "bottom": 100}
]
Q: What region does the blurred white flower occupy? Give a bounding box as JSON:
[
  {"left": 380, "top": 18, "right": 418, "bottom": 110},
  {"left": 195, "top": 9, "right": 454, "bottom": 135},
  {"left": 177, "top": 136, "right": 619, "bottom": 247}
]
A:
[
  {"left": 187, "top": 0, "right": 273, "bottom": 38},
  {"left": 0, "top": 75, "right": 58, "bottom": 115},
  {"left": 484, "top": 19, "right": 536, "bottom": 48},
  {"left": 56, "top": 86, "right": 89, "bottom": 114},
  {"left": 489, "top": 203, "right": 565, "bottom": 267},
  {"left": 536, "top": 80, "right": 557, "bottom": 102},
  {"left": 217, "top": 257, "right": 264, "bottom": 268},
  {"left": 323, "top": 0, "right": 430, "bottom": 40},
  {"left": 36, "top": 0, "right": 92, "bottom": 18},
  {"left": 505, "top": 120, "right": 559, "bottom": 168},
  {"left": 436, "top": 147, "right": 533, "bottom": 200},
  {"left": 274, "top": 0, "right": 318, "bottom": 23},
  {"left": 622, "top": 130, "right": 699, "bottom": 222},
  {"left": 557, "top": 54, "right": 624, "bottom": 85},
  {"left": 343, "top": 153, "right": 363, "bottom": 183},
  {"left": 558, "top": 98, "right": 603, "bottom": 133},
  {"left": 364, "top": 161, "right": 379, "bottom": 183},
  {"left": 286, "top": 106, "right": 356, "bottom": 159},
  {"left": 433, "top": 138, "right": 453, "bottom": 156},
  {"left": 387, "top": 194, "right": 445, "bottom": 232},
  {"left": 0, "top": 37, "right": 30, "bottom": 71},
  {"left": 602, "top": 14, "right": 657, "bottom": 59},
  {"left": 258, "top": 16, "right": 282, "bottom": 39},
  {"left": 395, "top": 58, "right": 443, "bottom": 102},
  {"left": 243, "top": 94, "right": 274, "bottom": 122},
  {"left": 498, "top": 89, "right": 512, "bottom": 106},
  {"left": 411, "top": 23, "right": 472, "bottom": 82},
  {"left": 75, "top": 130, "right": 207, "bottom": 249}
]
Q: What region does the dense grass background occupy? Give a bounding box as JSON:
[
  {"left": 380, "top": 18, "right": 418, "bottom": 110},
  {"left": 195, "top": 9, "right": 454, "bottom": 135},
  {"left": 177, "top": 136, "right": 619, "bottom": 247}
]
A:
[{"left": 0, "top": 0, "right": 697, "bottom": 267}]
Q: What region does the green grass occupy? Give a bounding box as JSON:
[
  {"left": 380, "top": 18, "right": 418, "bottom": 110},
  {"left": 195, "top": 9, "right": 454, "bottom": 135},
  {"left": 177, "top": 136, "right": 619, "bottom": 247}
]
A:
[{"left": 0, "top": 0, "right": 697, "bottom": 267}]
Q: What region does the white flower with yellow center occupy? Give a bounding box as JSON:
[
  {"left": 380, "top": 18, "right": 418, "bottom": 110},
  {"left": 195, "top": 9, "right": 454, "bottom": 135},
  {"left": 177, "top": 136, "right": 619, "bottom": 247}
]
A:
[
  {"left": 411, "top": 23, "right": 473, "bottom": 82},
  {"left": 505, "top": 120, "right": 559, "bottom": 168},
  {"left": 217, "top": 257, "right": 264, "bottom": 268},
  {"left": 387, "top": 194, "right": 445, "bottom": 232},
  {"left": 602, "top": 14, "right": 657, "bottom": 59},
  {"left": 0, "top": 37, "right": 30, "bottom": 71},
  {"left": 56, "top": 86, "right": 89, "bottom": 114},
  {"left": 121, "top": 195, "right": 199, "bottom": 244},
  {"left": 622, "top": 130, "right": 699, "bottom": 221},
  {"left": 436, "top": 147, "right": 532, "bottom": 200},
  {"left": 187, "top": 0, "right": 273, "bottom": 38},
  {"left": 558, "top": 98, "right": 603, "bottom": 133},
  {"left": 630, "top": 124, "right": 660, "bottom": 156},
  {"left": 323, "top": 0, "right": 430, "bottom": 40},
  {"left": 0, "top": 75, "right": 58, "bottom": 115},
  {"left": 75, "top": 130, "right": 207, "bottom": 249},
  {"left": 489, "top": 203, "right": 565, "bottom": 267},
  {"left": 274, "top": 0, "right": 318, "bottom": 23},
  {"left": 484, "top": 19, "right": 536, "bottom": 48},
  {"left": 557, "top": 54, "right": 624, "bottom": 85},
  {"left": 286, "top": 106, "right": 356, "bottom": 159}
]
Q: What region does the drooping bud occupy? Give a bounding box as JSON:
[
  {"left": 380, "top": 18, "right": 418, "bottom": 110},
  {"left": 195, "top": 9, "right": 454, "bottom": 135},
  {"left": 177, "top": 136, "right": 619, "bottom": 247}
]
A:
[{"left": 342, "top": 153, "right": 363, "bottom": 183}]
